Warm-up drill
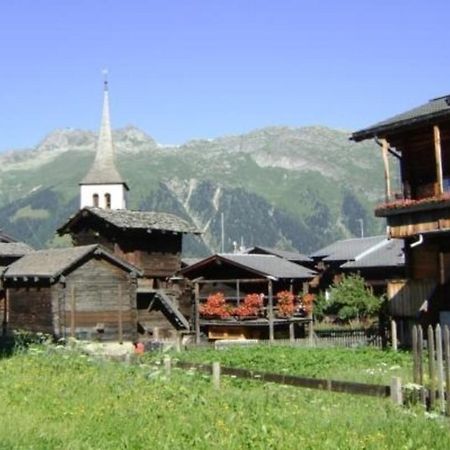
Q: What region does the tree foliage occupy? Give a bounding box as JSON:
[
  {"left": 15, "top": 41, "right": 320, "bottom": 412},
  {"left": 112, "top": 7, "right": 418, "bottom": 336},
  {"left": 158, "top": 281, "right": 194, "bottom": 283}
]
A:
[{"left": 318, "top": 273, "right": 383, "bottom": 324}]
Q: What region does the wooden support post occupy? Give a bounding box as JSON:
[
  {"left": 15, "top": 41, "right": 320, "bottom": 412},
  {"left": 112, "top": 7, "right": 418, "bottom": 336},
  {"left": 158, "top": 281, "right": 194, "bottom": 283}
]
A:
[
  {"left": 380, "top": 138, "right": 391, "bottom": 202},
  {"left": 439, "top": 252, "right": 446, "bottom": 286},
  {"left": 175, "top": 332, "right": 182, "bottom": 352},
  {"left": 118, "top": 285, "right": 123, "bottom": 344},
  {"left": 194, "top": 282, "right": 200, "bottom": 345},
  {"left": 390, "top": 377, "right": 403, "bottom": 406},
  {"left": 391, "top": 319, "right": 398, "bottom": 351},
  {"left": 435, "top": 324, "right": 445, "bottom": 413},
  {"left": 412, "top": 325, "right": 419, "bottom": 383},
  {"left": 236, "top": 280, "right": 240, "bottom": 306},
  {"left": 2, "top": 289, "right": 8, "bottom": 336},
  {"left": 212, "top": 362, "right": 221, "bottom": 389},
  {"left": 70, "top": 286, "right": 76, "bottom": 338},
  {"left": 164, "top": 356, "right": 171, "bottom": 377},
  {"left": 443, "top": 325, "right": 450, "bottom": 416},
  {"left": 268, "top": 279, "right": 274, "bottom": 342},
  {"left": 428, "top": 325, "right": 436, "bottom": 409},
  {"left": 434, "top": 125, "right": 444, "bottom": 195},
  {"left": 289, "top": 322, "right": 295, "bottom": 342}
]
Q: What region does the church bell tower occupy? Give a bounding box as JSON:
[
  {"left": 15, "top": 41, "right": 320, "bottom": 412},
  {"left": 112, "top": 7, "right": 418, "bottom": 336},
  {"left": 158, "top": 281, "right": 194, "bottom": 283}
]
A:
[{"left": 80, "top": 73, "right": 129, "bottom": 209}]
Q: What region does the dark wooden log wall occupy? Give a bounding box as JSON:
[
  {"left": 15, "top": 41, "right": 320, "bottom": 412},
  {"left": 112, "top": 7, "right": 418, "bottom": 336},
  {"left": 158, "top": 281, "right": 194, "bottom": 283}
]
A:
[
  {"left": 71, "top": 222, "right": 183, "bottom": 279},
  {"left": 64, "top": 257, "right": 137, "bottom": 342},
  {"left": 7, "top": 286, "right": 54, "bottom": 334}
]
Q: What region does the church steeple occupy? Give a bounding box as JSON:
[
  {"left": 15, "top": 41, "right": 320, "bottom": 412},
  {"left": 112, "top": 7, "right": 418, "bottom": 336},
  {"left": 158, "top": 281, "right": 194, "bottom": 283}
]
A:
[{"left": 80, "top": 73, "right": 128, "bottom": 210}]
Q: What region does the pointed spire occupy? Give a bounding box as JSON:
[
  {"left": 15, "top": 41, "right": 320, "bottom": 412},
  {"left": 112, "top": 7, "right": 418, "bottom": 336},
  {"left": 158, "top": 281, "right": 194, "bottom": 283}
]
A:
[{"left": 81, "top": 73, "right": 128, "bottom": 188}]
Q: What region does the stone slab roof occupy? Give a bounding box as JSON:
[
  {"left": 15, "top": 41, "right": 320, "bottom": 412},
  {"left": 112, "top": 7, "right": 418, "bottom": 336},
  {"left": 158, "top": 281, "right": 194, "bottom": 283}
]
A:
[
  {"left": 341, "top": 238, "right": 404, "bottom": 269},
  {"left": 3, "top": 244, "right": 141, "bottom": 280},
  {"left": 0, "top": 242, "right": 34, "bottom": 257},
  {"left": 0, "top": 230, "right": 17, "bottom": 243},
  {"left": 181, "top": 253, "right": 316, "bottom": 280},
  {"left": 58, "top": 207, "right": 201, "bottom": 235},
  {"left": 352, "top": 95, "right": 450, "bottom": 141},
  {"left": 310, "top": 235, "right": 387, "bottom": 262},
  {"left": 246, "top": 246, "right": 312, "bottom": 262}
]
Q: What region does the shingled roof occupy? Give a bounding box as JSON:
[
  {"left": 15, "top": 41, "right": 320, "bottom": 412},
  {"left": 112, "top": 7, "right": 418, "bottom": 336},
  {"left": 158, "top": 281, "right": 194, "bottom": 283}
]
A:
[
  {"left": 246, "top": 246, "right": 312, "bottom": 263},
  {"left": 352, "top": 95, "right": 450, "bottom": 142},
  {"left": 341, "top": 238, "right": 404, "bottom": 269},
  {"left": 310, "top": 235, "right": 387, "bottom": 262},
  {"left": 58, "top": 207, "right": 201, "bottom": 235},
  {"left": 3, "top": 244, "right": 141, "bottom": 280},
  {"left": 0, "top": 242, "right": 34, "bottom": 257},
  {"left": 181, "top": 253, "right": 316, "bottom": 280}
]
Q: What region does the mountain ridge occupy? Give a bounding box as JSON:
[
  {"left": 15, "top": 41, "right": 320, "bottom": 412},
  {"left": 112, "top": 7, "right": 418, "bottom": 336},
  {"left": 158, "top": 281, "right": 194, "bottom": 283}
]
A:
[{"left": 0, "top": 125, "right": 385, "bottom": 255}]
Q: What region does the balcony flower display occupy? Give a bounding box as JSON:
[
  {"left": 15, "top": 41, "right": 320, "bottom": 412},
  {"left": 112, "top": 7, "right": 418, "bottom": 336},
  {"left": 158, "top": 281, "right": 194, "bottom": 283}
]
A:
[
  {"left": 276, "top": 290, "right": 295, "bottom": 317},
  {"left": 233, "top": 293, "right": 263, "bottom": 318},
  {"left": 200, "top": 292, "right": 232, "bottom": 319}
]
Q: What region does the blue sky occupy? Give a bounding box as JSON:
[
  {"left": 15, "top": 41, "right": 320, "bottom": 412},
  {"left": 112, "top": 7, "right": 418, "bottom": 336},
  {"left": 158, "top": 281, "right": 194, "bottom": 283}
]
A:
[{"left": 1, "top": 0, "right": 450, "bottom": 151}]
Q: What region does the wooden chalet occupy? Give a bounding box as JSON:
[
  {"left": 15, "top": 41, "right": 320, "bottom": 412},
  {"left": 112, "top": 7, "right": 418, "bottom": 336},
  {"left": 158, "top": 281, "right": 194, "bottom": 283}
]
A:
[
  {"left": 180, "top": 253, "right": 316, "bottom": 341},
  {"left": 310, "top": 236, "right": 405, "bottom": 296},
  {"left": 0, "top": 240, "right": 34, "bottom": 335},
  {"left": 352, "top": 94, "right": 450, "bottom": 336},
  {"left": 2, "top": 244, "right": 141, "bottom": 341}
]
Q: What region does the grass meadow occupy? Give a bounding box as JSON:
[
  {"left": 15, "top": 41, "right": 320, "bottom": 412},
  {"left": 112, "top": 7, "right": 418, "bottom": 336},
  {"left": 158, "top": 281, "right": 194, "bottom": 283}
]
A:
[{"left": 0, "top": 345, "right": 449, "bottom": 449}]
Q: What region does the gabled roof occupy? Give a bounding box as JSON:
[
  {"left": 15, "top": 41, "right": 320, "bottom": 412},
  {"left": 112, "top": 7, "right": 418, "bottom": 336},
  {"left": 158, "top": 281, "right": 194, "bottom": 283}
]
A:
[
  {"left": 0, "top": 242, "right": 34, "bottom": 257},
  {"left": 0, "top": 230, "right": 17, "bottom": 243},
  {"left": 310, "top": 235, "right": 387, "bottom": 262},
  {"left": 341, "top": 239, "right": 404, "bottom": 269},
  {"left": 352, "top": 95, "right": 450, "bottom": 142},
  {"left": 246, "top": 246, "right": 312, "bottom": 262},
  {"left": 3, "top": 244, "right": 142, "bottom": 280},
  {"left": 180, "top": 253, "right": 316, "bottom": 280},
  {"left": 57, "top": 207, "right": 201, "bottom": 235}
]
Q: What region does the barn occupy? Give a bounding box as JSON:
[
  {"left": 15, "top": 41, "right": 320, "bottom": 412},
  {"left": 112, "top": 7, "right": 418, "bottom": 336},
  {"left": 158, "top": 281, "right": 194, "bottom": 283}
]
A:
[{"left": 2, "top": 244, "right": 142, "bottom": 342}]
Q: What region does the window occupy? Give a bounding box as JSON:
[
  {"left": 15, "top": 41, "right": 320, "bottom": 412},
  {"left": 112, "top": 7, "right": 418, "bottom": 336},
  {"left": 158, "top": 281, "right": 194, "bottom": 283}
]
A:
[
  {"left": 93, "top": 193, "right": 99, "bottom": 207},
  {"left": 105, "top": 193, "right": 111, "bottom": 209}
]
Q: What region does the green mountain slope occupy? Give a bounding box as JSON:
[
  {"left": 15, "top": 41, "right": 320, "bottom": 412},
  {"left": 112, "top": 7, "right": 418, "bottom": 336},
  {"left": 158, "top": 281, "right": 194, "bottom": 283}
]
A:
[{"left": 0, "top": 125, "right": 385, "bottom": 255}]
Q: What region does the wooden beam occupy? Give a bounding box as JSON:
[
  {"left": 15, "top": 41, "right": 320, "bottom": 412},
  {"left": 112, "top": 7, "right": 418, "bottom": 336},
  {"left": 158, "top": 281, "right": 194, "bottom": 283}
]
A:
[
  {"left": 380, "top": 138, "right": 391, "bottom": 202},
  {"left": 439, "top": 252, "right": 445, "bottom": 285},
  {"left": 118, "top": 285, "right": 123, "bottom": 344},
  {"left": 434, "top": 125, "right": 444, "bottom": 195},
  {"left": 194, "top": 282, "right": 200, "bottom": 344},
  {"left": 70, "top": 285, "right": 76, "bottom": 338},
  {"left": 268, "top": 279, "right": 274, "bottom": 342}
]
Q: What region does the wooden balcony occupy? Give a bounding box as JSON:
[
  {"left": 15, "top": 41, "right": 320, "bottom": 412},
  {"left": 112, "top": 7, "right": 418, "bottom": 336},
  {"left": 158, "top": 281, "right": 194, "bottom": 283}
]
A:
[{"left": 376, "top": 194, "right": 450, "bottom": 238}]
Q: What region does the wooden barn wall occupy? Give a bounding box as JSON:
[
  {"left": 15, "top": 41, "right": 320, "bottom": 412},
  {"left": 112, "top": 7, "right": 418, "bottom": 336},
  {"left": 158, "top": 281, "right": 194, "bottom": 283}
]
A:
[
  {"left": 64, "top": 257, "right": 137, "bottom": 342},
  {"left": 388, "top": 279, "right": 436, "bottom": 318},
  {"left": 409, "top": 243, "right": 439, "bottom": 280},
  {"left": 115, "top": 233, "right": 182, "bottom": 279},
  {"left": 7, "top": 286, "right": 54, "bottom": 334},
  {"left": 136, "top": 308, "right": 177, "bottom": 338}
]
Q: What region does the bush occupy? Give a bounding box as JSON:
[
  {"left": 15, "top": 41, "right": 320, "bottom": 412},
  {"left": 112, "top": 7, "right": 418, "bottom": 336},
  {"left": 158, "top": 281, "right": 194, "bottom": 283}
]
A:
[{"left": 319, "top": 273, "right": 383, "bottom": 324}]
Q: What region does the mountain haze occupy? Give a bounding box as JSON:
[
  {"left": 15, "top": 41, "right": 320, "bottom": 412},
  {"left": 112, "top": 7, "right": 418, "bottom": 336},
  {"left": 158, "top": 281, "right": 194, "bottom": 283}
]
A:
[{"left": 0, "top": 125, "right": 385, "bottom": 255}]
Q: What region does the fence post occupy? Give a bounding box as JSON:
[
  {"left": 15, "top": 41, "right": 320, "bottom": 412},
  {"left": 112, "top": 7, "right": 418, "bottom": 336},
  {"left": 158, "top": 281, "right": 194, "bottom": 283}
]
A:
[
  {"left": 390, "top": 377, "right": 403, "bottom": 406},
  {"left": 212, "top": 362, "right": 221, "bottom": 389},
  {"left": 435, "top": 324, "right": 445, "bottom": 413},
  {"left": 164, "top": 355, "right": 171, "bottom": 377},
  {"left": 412, "top": 325, "right": 419, "bottom": 383},
  {"left": 444, "top": 325, "right": 450, "bottom": 416},
  {"left": 418, "top": 325, "right": 426, "bottom": 407},
  {"left": 428, "top": 325, "right": 436, "bottom": 409},
  {"left": 391, "top": 320, "right": 398, "bottom": 351}
]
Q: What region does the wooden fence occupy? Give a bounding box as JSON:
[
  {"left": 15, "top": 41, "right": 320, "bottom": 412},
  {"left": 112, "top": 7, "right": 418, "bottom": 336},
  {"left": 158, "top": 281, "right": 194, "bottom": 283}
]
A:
[
  {"left": 411, "top": 324, "right": 450, "bottom": 414},
  {"left": 168, "top": 359, "right": 393, "bottom": 399}
]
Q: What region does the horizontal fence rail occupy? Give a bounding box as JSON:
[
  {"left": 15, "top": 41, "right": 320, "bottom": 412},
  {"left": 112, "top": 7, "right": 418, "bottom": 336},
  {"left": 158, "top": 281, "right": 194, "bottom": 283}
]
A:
[{"left": 174, "top": 360, "right": 391, "bottom": 398}]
